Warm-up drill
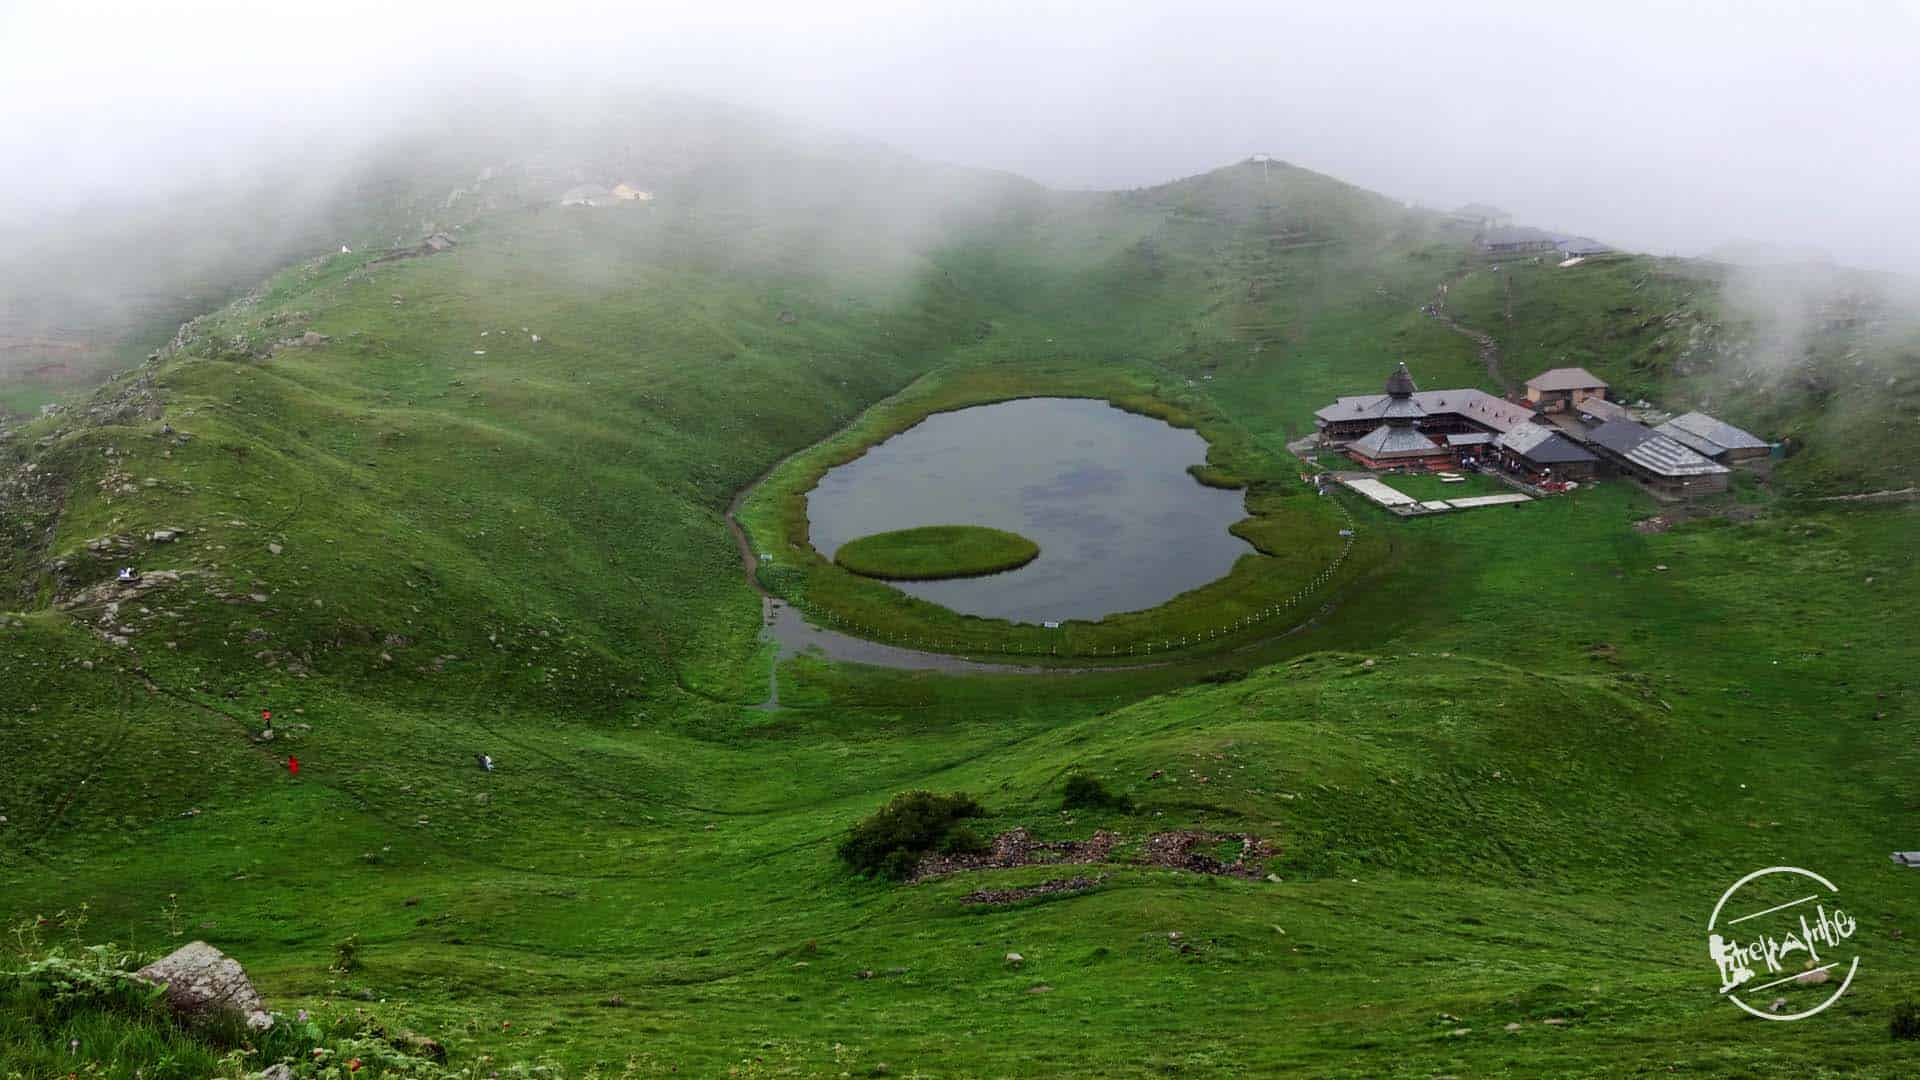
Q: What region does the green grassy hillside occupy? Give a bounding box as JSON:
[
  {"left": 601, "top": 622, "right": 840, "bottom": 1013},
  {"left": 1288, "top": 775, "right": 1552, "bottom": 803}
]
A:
[{"left": 3, "top": 144, "right": 1918, "bottom": 1078}]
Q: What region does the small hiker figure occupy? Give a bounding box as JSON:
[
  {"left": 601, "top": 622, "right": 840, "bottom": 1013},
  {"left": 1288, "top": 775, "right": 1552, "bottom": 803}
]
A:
[
  {"left": 255, "top": 709, "right": 275, "bottom": 743},
  {"left": 286, "top": 755, "right": 299, "bottom": 776},
  {"left": 477, "top": 754, "right": 495, "bottom": 772}
]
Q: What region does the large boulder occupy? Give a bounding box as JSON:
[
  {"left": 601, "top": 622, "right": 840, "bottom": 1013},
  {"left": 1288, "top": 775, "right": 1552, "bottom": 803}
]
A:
[{"left": 135, "top": 941, "right": 272, "bottom": 1030}]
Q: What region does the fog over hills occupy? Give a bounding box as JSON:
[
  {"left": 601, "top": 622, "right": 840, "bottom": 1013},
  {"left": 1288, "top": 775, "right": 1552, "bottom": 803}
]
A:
[
  {"left": 5, "top": 1, "right": 1919, "bottom": 266},
  {"left": 4, "top": 5, "right": 1920, "bottom": 1077}
]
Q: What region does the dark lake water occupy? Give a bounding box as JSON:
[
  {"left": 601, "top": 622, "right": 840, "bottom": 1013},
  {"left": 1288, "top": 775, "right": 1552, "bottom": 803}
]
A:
[{"left": 806, "top": 397, "right": 1254, "bottom": 623}]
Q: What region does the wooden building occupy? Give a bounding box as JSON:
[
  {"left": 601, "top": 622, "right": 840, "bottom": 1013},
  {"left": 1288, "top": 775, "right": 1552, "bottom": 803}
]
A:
[
  {"left": 1341, "top": 364, "right": 1454, "bottom": 470},
  {"left": 1476, "top": 226, "right": 1560, "bottom": 255},
  {"left": 1587, "top": 420, "right": 1730, "bottom": 497},
  {"left": 1524, "top": 367, "right": 1609, "bottom": 411},
  {"left": 1654, "top": 411, "right": 1770, "bottom": 465},
  {"left": 1493, "top": 422, "right": 1600, "bottom": 480},
  {"left": 1315, "top": 366, "right": 1537, "bottom": 446}
]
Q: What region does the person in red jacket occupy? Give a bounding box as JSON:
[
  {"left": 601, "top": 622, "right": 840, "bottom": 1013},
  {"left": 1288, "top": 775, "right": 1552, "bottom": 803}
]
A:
[{"left": 286, "top": 756, "right": 299, "bottom": 776}]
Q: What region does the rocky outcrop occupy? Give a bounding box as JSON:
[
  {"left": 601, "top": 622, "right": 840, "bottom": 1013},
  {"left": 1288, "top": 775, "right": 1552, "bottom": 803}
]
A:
[
  {"left": 134, "top": 941, "right": 272, "bottom": 1030},
  {"left": 275, "top": 330, "right": 331, "bottom": 350}
]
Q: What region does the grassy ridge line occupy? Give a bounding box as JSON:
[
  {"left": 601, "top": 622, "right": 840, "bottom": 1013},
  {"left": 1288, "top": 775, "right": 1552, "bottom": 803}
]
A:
[
  {"left": 834, "top": 525, "right": 1041, "bottom": 581},
  {"left": 737, "top": 360, "right": 1384, "bottom": 660},
  {"left": 8, "top": 155, "right": 1920, "bottom": 1077}
]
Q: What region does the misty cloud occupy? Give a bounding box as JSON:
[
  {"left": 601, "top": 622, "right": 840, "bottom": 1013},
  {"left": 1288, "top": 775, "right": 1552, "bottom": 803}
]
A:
[{"left": 4, "top": 1, "right": 1918, "bottom": 275}]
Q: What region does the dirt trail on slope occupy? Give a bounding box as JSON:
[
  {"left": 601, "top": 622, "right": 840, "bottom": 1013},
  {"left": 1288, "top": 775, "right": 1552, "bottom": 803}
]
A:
[
  {"left": 1814, "top": 486, "right": 1919, "bottom": 503},
  {"left": 1422, "top": 270, "right": 1514, "bottom": 394}
]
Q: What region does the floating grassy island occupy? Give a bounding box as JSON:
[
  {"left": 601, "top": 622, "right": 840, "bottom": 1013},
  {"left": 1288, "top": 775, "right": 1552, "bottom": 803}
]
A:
[{"left": 833, "top": 525, "right": 1041, "bottom": 581}]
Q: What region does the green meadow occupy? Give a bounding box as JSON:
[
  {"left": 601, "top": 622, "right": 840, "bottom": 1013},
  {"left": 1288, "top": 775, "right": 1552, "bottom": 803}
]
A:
[{"left": 2, "top": 145, "right": 1917, "bottom": 1078}]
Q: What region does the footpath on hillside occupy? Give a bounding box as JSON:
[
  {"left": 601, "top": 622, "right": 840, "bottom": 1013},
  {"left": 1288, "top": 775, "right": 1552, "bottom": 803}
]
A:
[{"left": 1422, "top": 269, "right": 1514, "bottom": 394}]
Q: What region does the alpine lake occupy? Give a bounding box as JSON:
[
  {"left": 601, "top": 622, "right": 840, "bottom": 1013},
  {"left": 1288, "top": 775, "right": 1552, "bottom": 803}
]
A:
[{"left": 806, "top": 397, "right": 1254, "bottom": 624}]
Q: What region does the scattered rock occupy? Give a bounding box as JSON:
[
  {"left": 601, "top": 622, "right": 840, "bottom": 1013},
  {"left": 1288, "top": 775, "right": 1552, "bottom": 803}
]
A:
[
  {"left": 1770, "top": 996, "right": 1789, "bottom": 1013},
  {"left": 395, "top": 1032, "right": 447, "bottom": 1064},
  {"left": 1504, "top": 1022, "right": 1521, "bottom": 1032},
  {"left": 1796, "top": 967, "right": 1831, "bottom": 986},
  {"left": 1654, "top": 564, "right": 1670, "bottom": 572},
  {"left": 1542, "top": 1017, "right": 1568, "bottom": 1026},
  {"left": 256, "top": 1065, "right": 294, "bottom": 1080},
  {"left": 134, "top": 941, "right": 272, "bottom": 1030},
  {"left": 916, "top": 827, "right": 1274, "bottom": 881},
  {"left": 268, "top": 543, "right": 283, "bottom": 556},
  {"left": 1027, "top": 984, "right": 1053, "bottom": 994},
  {"left": 147, "top": 528, "right": 184, "bottom": 543},
  {"left": 961, "top": 875, "right": 1104, "bottom": 906},
  {"left": 1004, "top": 952, "right": 1024, "bottom": 966},
  {"left": 777, "top": 310, "right": 799, "bottom": 325}
]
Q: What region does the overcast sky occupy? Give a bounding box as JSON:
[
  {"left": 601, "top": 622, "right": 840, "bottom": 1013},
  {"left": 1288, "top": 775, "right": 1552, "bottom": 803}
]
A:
[{"left": 4, "top": 0, "right": 1918, "bottom": 272}]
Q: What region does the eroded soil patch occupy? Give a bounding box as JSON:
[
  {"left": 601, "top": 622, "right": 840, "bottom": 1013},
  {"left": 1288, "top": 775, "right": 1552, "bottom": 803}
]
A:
[{"left": 917, "top": 827, "right": 1275, "bottom": 882}]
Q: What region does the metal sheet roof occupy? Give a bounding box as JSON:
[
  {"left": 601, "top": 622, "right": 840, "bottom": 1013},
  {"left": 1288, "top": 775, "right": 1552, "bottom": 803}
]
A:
[
  {"left": 1480, "top": 226, "right": 1558, "bottom": 246},
  {"left": 1655, "top": 411, "right": 1768, "bottom": 457},
  {"left": 1588, "top": 421, "right": 1729, "bottom": 477},
  {"left": 1445, "top": 432, "right": 1494, "bottom": 446},
  {"left": 1385, "top": 363, "right": 1418, "bottom": 396},
  {"left": 1525, "top": 366, "right": 1608, "bottom": 392},
  {"left": 1351, "top": 423, "right": 1444, "bottom": 459},
  {"left": 1496, "top": 423, "right": 1599, "bottom": 464},
  {"left": 1576, "top": 397, "right": 1635, "bottom": 425},
  {"left": 1316, "top": 388, "right": 1534, "bottom": 433}
]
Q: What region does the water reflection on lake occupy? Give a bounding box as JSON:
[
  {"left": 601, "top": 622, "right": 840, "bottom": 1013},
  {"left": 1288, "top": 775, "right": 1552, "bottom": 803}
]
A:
[{"left": 806, "top": 397, "right": 1254, "bottom": 623}]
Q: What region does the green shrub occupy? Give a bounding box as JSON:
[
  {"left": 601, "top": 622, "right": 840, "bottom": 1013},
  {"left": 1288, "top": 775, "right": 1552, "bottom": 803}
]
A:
[
  {"left": 940, "top": 825, "right": 988, "bottom": 855},
  {"left": 1062, "top": 773, "right": 1133, "bottom": 812},
  {"left": 1893, "top": 999, "right": 1920, "bottom": 1040},
  {"left": 838, "top": 791, "right": 987, "bottom": 879},
  {"left": 331, "top": 934, "right": 360, "bottom": 974}
]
